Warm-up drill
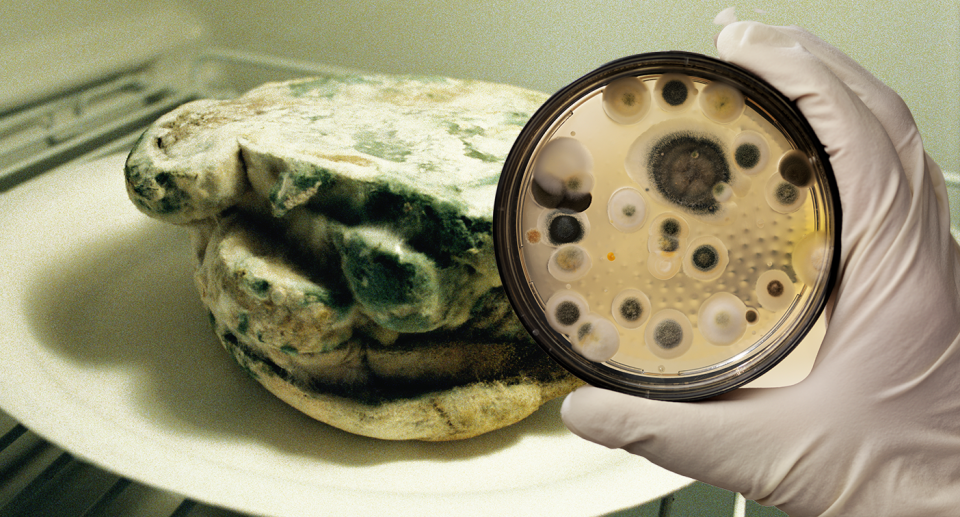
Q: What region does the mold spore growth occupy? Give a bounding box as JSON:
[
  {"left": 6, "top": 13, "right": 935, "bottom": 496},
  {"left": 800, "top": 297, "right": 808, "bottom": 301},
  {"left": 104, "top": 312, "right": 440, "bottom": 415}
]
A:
[
  {"left": 647, "top": 131, "right": 730, "bottom": 215},
  {"left": 517, "top": 72, "right": 824, "bottom": 373}
]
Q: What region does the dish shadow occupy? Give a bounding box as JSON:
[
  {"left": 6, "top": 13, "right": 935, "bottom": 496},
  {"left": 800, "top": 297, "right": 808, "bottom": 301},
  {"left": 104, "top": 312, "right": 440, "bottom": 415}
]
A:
[{"left": 25, "top": 220, "right": 572, "bottom": 468}]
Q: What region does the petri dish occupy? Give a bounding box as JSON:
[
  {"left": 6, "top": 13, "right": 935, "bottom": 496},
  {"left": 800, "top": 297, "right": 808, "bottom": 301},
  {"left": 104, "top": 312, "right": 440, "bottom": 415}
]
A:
[{"left": 493, "top": 52, "right": 840, "bottom": 401}]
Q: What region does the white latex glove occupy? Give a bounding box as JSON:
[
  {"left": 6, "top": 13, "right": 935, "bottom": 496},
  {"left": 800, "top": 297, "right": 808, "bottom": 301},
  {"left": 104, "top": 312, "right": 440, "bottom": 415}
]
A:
[{"left": 561, "top": 22, "right": 960, "bottom": 517}]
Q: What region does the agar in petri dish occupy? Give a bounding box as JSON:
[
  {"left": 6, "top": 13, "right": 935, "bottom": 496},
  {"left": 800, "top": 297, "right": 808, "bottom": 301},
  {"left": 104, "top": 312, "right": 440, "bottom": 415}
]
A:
[{"left": 494, "top": 52, "right": 839, "bottom": 400}]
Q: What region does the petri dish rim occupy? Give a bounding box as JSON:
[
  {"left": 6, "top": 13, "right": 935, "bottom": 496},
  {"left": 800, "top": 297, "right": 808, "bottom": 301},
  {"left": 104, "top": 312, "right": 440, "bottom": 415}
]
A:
[{"left": 493, "top": 51, "right": 841, "bottom": 401}]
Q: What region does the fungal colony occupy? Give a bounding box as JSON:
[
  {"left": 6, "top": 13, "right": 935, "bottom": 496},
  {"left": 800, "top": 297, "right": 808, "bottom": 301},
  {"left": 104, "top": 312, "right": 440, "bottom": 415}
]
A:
[{"left": 520, "top": 72, "right": 829, "bottom": 374}]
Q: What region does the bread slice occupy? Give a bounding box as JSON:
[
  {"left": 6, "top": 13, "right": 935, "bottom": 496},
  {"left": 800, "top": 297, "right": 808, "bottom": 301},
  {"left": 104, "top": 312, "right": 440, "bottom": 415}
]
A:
[{"left": 125, "top": 72, "right": 582, "bottom": 440}]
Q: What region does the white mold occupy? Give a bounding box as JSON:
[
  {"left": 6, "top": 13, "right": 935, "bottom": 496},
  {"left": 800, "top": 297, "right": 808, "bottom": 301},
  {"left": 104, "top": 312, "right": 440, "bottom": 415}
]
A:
[
  {"left": 697, "top": 292, "right": 748, "bottom": 346},
  {"left": 602, "top": 77, "right": 651, "bottom": 125}
]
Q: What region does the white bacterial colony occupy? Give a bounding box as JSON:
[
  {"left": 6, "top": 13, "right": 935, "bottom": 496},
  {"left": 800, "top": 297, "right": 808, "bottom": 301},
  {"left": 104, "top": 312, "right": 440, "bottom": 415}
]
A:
[{"left": 520, "top": 74, "right": 828, "bottom": 375}]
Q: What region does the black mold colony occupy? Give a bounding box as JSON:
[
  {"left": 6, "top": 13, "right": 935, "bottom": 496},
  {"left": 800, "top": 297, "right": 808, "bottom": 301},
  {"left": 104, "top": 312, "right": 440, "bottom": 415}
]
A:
[
  {"left": 775, "top": 182, "right": 799, "bottom": 205},
  {"left": 532, "top": 182, "right": 592, "bottom": 212},
  {"left": 658, "top": 236, "right": 680, "bottom": 253},
  {"left": 691, "top": 244, "right": 719, "bottom": 271},
  {"left": 779, "top": 152, "right": 813, "bottom": 187},
  {"left": 577, "top": 322, "right": 593, "bottom": 341},
  {"left": 656, "top": 217, "right": 681, "bottom": 253},
  {"left": 654, "top": 320, "right": 684, "bottom": 349},
  {"left": 548, "top": 214, "right": 584, "bottom": 244},
  {"left": 662, "top": 80, "right": 688, "bottom": 106},
  {"left": 618, "top": 298, "right": 643, "bottom": 322},
  {"left": 767, "top": 280, "right": 785, "bottom": 297},
  {"left": 660, "top": 218, "right": 681, "bottom": 236},
  {"left": 555, "top": 301, "right": 581, "bottom": 326},
  {"left": 647, "top": 132, "right": 730, "bottom": 214},
  {"left": 735, "top": 143, "right": 760, "bottom": 169}
]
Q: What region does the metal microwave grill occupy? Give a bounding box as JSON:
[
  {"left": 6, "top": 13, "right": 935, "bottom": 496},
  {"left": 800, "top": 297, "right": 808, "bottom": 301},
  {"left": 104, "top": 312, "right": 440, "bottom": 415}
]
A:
[{"left": 0, "top": 50, "right": 789, "bottom": 517}]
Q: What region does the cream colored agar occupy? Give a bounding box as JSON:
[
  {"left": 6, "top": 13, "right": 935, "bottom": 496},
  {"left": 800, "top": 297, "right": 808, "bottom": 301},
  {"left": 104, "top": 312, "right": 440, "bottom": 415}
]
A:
[{"left": 521, "top": 74, "right": 823, "bottom": 375}]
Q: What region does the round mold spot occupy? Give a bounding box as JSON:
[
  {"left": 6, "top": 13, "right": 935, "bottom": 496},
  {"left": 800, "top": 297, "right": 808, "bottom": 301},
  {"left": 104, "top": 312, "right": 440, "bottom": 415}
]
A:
[
  {"left": 625, "top": 119, "right": 735, "bottom": 222},
  {"left": 548, "top": 244, "right": 592, "bottom": 281},
  {"left": 572, "top": 314, "right": 621, "bottom": 362},
  {"left": 699, "top": 81, "right": 745, "bottom": 124},
  {"left": 532, "top": 137, "right": 595, "bottom": 203},
  {"left": 682, "top": 235, "right": 729, "bottom": 281},
  {"left": 537, "top": 209, "right": 590, "bottom": 246},
  {"left": 602, "top": 77, "right": 651, "bottom": 125},
  {"left": 607, "top": 187, "right": 647, "bottom": 233},
  {"left": 756, "top": 269, "right": 796, "bottom": 312},
  {"left": 712, "top": 182, "right": 733, "bottom": 202},
  {"left": 545, "top": 289, "right": 590, "bottom": 334},
  {"left": 654, "top": 73, "right": 697, "bottom": 112},
  {"left": 765, "top": 174, "right": 807, "bottom": 213},
  {"left": 732, "top": 130, "right": 770, "bottom": 175},
  {"left": 646, "top": 212, "right": 688, "bottom": 280},
  {"left": 650, "top": 212, "right": 690, "bottom": 242},
  {"left": 792, "top": 231, "right": 828, "bottom": 286},
  {"left": 525, "top": 228, "right": 542, "bottom": 244},
  {"left": 645, "top": 309, "right": 693, "bottom": 359},
  {"left": 778, "top": 149, "right": 814, "bottom": 188},
  {"left": 647, "top": 255, "right": 682, "bottom": 281},
  {"left": 611, "top": 288, "right": 652, "bottom": 329},
  {"left": 697, "top": 292, "right": 748, "bottom": 346}
]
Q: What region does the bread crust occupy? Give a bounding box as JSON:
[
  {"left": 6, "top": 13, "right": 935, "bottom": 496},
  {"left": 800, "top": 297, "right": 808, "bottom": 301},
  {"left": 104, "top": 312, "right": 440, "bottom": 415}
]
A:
[{"left": 126, "top": 73, "right": 582, "bottom": 440}]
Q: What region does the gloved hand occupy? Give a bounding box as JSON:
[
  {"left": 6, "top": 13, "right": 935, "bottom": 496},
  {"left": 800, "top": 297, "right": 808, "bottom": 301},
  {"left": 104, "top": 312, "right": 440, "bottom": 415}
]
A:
[{"left": 561, "top": 21, "right": 960, "bottom": 517}]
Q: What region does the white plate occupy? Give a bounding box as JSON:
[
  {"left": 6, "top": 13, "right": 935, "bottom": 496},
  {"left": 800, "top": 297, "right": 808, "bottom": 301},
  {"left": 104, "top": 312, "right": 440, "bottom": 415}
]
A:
[{"left": 0, "top": 154, "right": 692, "bottom": 517}]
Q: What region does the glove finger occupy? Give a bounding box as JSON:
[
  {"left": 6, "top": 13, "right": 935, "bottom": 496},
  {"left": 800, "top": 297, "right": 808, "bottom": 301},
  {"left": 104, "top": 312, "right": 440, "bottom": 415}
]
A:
[
  {"left": 773, "top": 26, "right": 952, "bottom": 234},
  {"left": 717, "top": 22, "right": 960, "bottom": 376},
  {"left": 717, "top": 22, "right": 911, "bottom": 271},
  {"left": 561, "top": 385, "right": 829, "bottom": 509}
]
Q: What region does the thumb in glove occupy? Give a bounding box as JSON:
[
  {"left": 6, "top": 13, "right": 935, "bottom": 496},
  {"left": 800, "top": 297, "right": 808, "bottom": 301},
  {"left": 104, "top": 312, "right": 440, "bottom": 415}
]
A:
[{"left": 562, "top": 21, "right": 960, "bottom": 517}]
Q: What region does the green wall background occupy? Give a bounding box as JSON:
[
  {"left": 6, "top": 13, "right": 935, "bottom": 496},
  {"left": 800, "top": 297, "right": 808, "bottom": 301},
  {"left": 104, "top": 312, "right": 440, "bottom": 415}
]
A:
[{"left": 188, "top": 0, "right": 959, "bottom": 177}]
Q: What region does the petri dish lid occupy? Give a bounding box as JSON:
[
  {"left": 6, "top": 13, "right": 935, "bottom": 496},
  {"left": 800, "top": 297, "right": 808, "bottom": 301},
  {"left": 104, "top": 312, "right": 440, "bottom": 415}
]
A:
[{"left": 493, "top": 52, "right": 840, "bottom": 401}]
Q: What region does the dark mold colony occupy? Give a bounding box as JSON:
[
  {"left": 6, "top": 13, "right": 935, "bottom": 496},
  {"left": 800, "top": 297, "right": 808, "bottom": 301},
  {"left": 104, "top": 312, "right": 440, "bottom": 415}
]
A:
[
  {"left": 647, "top": 132, "right": 730, "bottom": 214},
  {"left": 660, "top": 217, "right": 681, "bottom": 236},
  {"left": 766, "top": 279, "right": 784, "bottom": 297},
  {"left": 654, "top": 320, "right": 684, "bottom": 350},
  {"left": 618, "top": 298, "right": 643, "bottom": 322},
  {"left": 735, "top": 143, "right": 761, "bottom": 169},
  {"left": 778, "top": 150, "right": 814, "bottom": 187},
  {"left": 691, "top": 244, "right": 719, "bottom": 272},
  {"left": 531, "top": 180, "right": 593, "bottom": 212},
  {"left": 661, "top": 80, "right": 688, "bottom": 106},
  {"left": 545, "top": 211, "right": 586, "bottom": 245},
  {"left": 775, "top": 182, "right": 799, "bottom": 205},
  {"left": 555, "top": 301, "right": 581, "bottom": 326}
]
